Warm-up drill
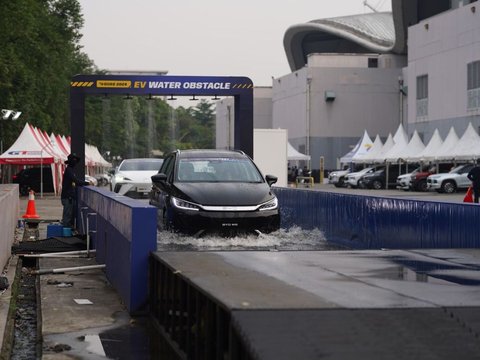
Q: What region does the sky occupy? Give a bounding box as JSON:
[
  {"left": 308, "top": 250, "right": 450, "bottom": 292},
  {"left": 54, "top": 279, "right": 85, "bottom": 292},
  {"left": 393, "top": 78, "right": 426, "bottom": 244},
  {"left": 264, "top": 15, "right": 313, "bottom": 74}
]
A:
[{"left": 78, "top": 0, "right": 391, "bottom": 88}]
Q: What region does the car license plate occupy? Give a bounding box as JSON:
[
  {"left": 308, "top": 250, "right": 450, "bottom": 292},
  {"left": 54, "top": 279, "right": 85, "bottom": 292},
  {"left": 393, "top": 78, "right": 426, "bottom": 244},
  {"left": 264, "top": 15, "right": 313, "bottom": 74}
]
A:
[{"left": 137, "top": 187, "right": 148, "bottom": 192}]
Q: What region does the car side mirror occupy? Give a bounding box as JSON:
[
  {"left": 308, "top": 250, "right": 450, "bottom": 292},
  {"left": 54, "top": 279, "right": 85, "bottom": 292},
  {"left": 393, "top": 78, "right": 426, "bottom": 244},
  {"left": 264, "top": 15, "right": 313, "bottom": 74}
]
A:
[
  {"left": 265, "top": 175, "right": 278, "bottom": 187},
  {"left": 151, "top": 173, "right": 167, "bottom": 184}
]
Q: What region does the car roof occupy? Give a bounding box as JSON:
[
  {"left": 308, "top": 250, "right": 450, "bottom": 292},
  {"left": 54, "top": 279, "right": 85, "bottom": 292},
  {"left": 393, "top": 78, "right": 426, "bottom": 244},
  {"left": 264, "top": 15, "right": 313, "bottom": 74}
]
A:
[{"left": 175, "top": 149, "right": 247, "bottom": 160}]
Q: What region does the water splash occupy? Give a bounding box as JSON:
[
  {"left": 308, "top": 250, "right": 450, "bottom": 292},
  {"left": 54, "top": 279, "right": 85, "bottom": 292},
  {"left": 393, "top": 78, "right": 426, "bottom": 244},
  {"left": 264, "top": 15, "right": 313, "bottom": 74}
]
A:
[{"left": 156, "top": 226, "right": 338, "bottom": 251}]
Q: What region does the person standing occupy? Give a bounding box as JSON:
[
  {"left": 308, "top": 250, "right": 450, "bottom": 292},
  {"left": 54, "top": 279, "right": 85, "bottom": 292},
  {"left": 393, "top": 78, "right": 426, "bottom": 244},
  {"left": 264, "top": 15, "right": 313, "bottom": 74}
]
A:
[
  {"left": 61, "top": 153, "right": 89, "bottom": 227},
  {"left": 467, "top": 160, "right": 480, "bottom": 203}
]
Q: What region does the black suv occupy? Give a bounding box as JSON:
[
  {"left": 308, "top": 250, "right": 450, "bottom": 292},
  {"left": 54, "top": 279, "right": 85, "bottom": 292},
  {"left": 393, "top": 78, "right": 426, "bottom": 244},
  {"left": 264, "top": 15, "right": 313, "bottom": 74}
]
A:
[
  {"left": 12, "top": 167, "right": 54, "bottom": 196},
  {"left": 359, "top": 165, "right": 407, "bottom": 189}
]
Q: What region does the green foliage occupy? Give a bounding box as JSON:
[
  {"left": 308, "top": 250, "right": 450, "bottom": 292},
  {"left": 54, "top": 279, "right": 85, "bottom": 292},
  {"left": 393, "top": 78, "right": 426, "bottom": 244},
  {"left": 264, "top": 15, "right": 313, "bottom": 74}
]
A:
[{"left": 0, "top": 0, "right": 216, "bottom": 159}]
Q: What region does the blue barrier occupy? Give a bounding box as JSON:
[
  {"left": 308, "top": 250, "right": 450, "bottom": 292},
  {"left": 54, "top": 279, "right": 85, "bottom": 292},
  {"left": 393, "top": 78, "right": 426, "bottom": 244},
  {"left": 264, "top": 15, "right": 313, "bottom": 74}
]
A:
[
  {"left": 274, "top": 187, "right": 479, "bottom": 249},
  {"left": 77, "top": 187, "right": 157, "bottom": 313}
]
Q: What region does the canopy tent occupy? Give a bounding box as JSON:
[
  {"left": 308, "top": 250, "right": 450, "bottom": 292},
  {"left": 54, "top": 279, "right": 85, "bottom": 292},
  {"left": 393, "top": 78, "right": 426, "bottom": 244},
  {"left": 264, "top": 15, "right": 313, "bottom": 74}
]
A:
[
  {"left": 353, "top": 134, "right": 383, "bottom": 163},
  {"left": 433, "top": 127, "right": 460, "bottom": 161},
  {"left": 0, "top": 122, "right": 112, "bottom": 194},
  {"left": 450, "top": 122, "right": 480, "bottom": 160},
  {"left": 339, "top": 130, "right": 373, "bottom": 164},
  {"left": 0, "top": 123, "right": 63, "bottom": 194},
  {"left": 362, "top": 133, "right": 394, "bottom": 163},
  {"left": 386, "top": 130, "right": 425, "bottom": 163},
  {"left": 288, "top": 142, "right": 310, "bottom": 161},
  {"left": 381, "top": 123, "right": 409, "bottom": 162},
  {"left": 410, "top": 129, "right": 444, "bottom": 163}
]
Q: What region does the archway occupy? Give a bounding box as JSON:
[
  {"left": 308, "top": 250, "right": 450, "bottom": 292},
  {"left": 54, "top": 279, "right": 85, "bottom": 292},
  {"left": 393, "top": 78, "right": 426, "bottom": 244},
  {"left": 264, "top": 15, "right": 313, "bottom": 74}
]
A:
[{"left": 69, "top": 74, "right": 253, "bottom": 177}]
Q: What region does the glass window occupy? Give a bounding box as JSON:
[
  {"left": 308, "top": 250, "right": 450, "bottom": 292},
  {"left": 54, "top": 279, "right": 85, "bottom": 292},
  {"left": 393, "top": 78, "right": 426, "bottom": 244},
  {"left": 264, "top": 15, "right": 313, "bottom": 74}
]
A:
[
  {"left": 416, "top": 75, "right": 428, "bottom": 118},
  {"left": 467, "top": 60, "right": 480, "bottom": 109}
]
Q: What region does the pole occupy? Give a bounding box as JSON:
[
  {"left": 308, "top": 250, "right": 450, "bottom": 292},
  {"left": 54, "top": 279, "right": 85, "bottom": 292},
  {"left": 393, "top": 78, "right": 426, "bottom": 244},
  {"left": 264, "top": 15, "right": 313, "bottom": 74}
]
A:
[{"left": 40, "top": 149, "right": 43, "bottom": 198}]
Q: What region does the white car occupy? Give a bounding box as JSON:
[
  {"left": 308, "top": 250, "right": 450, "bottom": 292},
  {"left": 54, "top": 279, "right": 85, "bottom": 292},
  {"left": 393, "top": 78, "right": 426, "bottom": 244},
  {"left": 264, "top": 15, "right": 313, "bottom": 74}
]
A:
[
  {"left": 85, "top": 174, "right": 98, "bottom": 187},
  {"left": 328, "top": 169, "right": 351, "bottom": 187},
  {"left": 111, "top": 158, "right": 164, "bottom": 198},
  {"left": 345, "top": 167, "right": 379, "bottom": 188},
  {"left": 396, "top": 166, "right": 423, "bottom": 191},
  {"left": 426, "top": 164, "right": 474, "bottom": 193}
]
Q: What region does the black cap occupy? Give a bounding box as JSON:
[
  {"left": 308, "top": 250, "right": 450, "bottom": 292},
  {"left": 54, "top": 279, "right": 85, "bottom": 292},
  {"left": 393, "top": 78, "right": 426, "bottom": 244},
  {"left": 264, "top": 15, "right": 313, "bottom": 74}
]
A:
[{"left": 66, "top": 153, "right": 80, "bottom": 164}]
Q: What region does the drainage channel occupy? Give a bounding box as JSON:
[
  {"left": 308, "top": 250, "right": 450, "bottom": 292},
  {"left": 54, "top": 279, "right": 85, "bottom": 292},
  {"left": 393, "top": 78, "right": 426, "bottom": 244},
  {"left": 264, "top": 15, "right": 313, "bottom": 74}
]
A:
[{"left": 2, "top": 256, "right": 41, "bottom": 360}]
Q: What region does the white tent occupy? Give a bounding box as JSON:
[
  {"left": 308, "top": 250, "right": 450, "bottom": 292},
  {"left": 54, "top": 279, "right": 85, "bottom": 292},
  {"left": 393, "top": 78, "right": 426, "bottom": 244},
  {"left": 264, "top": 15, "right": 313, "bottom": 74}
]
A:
[
  {"left": 410, "top": 129, "right": 444, "bottom": 162},
  {"left": 0, "top": 123, "right": 63, "bottom": 194},
  {"left": 388, "top": 130, "right": 425, "bottom": 163},
  {"left": 450, "top": 122, "right": 480, "bottom": 160},
  {"left": 382, "top": 124, "right": 410, "bottom": 162},
  {"left": 353, "top": 134, "right": 383, "bottom": 163},
  {"left": 288, "top": 142, "right": 310, "bottom": 161},
  {"left": 339, "top": 130, "right": 373, "bottom": 163},
  {"left": 363, "top": 133, "right": 394, "bottom": 163},
  {"left": 434, "top": 127, "right": 460, "bottom": 161}
]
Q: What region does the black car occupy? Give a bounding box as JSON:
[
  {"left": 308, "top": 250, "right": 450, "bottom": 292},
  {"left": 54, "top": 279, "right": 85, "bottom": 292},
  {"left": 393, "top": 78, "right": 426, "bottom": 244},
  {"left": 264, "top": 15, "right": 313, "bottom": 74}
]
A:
[
  {"left": 359, "top": 165, "right": 406, "bottom": 189},
  {"left": 12, "top": 167, "right": 54, "bottom": 196},
  {"left": 149, "top": 149, "right": 280, "bottom": 236}
]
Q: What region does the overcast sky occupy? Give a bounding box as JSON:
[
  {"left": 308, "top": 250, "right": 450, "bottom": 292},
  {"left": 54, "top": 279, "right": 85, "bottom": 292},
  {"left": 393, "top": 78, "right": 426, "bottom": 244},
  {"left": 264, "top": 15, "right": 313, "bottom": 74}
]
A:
[{"left": 78, "top": 0, "right": 391, "bottom": 87}]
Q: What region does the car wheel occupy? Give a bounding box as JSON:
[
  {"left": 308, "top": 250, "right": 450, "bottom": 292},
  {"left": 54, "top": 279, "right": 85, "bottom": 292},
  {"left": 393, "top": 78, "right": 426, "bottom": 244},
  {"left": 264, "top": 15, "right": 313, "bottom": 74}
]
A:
[
  {"left": 372, "top": 180, "right": 383, "bottom": 190},
  {"left": 442, "top": 180, "right": 457, "bottom": 194},
  {"left": 417, "top": 180, "right": 428, "bottom": 192},
  {"left": 334, "top": 178, "right": 345, "bottom": 188}
]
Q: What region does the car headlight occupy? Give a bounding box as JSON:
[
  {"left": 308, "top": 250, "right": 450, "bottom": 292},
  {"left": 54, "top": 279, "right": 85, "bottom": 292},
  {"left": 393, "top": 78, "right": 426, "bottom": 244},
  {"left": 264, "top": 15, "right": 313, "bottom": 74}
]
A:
[
  {"left": 171, "top": 197, "right": 200, "bottom": 211},
  {"left": 114, "top": 174, "right": 131, "bottom": 182},
  {"left": 258, "top": 197, "right": 278, "bottom": 211}
]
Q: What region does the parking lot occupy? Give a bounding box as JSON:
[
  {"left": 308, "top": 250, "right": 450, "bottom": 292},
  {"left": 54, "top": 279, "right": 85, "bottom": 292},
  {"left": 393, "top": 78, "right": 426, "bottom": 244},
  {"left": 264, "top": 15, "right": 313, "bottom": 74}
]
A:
[{"left": 295, "top": 182, "right": 467, "bottom": 204}]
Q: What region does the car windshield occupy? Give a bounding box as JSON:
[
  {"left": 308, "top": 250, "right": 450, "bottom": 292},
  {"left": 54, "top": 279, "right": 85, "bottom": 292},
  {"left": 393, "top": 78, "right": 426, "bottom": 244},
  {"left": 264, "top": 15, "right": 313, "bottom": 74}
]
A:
[
  {"left": 449, "top": 165, "right": 466, "bottom": 174},
  {"left": 119, "top": 159, "right": 163, "bottom": 171},
  {"left": 177, "top": 157, "right": 264, "bottom": 183}
]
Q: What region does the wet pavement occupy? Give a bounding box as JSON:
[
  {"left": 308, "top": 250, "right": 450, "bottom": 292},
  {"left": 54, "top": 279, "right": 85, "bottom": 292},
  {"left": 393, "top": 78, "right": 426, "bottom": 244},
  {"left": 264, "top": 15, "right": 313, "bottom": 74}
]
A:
[{"left": 1, "top": 189, "right": 478, "bottom": 359}]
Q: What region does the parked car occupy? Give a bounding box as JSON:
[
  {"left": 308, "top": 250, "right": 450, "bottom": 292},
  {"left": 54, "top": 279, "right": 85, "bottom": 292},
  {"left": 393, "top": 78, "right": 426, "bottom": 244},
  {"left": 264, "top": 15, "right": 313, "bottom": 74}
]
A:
[
  {"left": 149, "top": 149, "right": 280, "bottom": 236},
  {"left": 345, "top": 166, "right": 383, "bottom": 188},
  {"left": 85, "top": 174, "right": 98, "bottom": 187},
  {"left": 12, "top": 167, "right": 54, "bottom": 196},
  {"left": 409, "top": 163, "right": 454, "bottom": 192},
  {"left": 396, "top": 165, "right": 426, "bottom": 191},
  {"left": 328, "top": 168, "right": 350, "bottom": 187},
  {"left": 328, "top": 165, "right": 363, "bottom": 187},
  {"left": 94, "top": 172, "right": 111, "bottom": 186},
  {"left": 359, "top": 165, "right": 407, "bottom": 189},
  {"left": 426, "top": 164, "right": 474, "bottom": 193},
  {"left": 111, "top": 158, "right": 164, "bottom": 198}
]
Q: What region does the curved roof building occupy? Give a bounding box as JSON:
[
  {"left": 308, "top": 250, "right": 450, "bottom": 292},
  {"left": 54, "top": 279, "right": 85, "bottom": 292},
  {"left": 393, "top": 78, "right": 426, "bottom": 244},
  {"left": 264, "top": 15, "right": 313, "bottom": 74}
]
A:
[{"left": 284, "top": 0, "right": 454, "bottom": 71}]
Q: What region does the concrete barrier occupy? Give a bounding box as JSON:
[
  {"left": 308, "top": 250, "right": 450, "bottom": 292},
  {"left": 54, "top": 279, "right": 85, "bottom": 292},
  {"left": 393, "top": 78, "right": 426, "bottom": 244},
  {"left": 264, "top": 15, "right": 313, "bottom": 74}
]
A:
[
  {"left": 0, "top": 185, "right": 19, "bottom": 273},
  {"left": 274, "top": 187, "right": 479, "bottom": 249},
  {"left": 77, "top": 187, "right": 157, "bottom": 313}
]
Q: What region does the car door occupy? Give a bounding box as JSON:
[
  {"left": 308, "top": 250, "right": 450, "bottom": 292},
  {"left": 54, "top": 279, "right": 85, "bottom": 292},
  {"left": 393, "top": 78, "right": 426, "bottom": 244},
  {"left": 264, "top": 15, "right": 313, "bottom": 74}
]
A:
[{"left": 152, "top": 154, "right": 176, "bottom": 210}]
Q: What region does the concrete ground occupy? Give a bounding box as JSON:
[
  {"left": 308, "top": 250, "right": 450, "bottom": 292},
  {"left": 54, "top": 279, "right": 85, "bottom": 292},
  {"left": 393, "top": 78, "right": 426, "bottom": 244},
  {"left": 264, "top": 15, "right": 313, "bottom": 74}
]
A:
[
  {"left": 0, "top": 194, "right": 131, "bottom": 359},
  {"left": 0, "top": 186, "right": 473, "bottom": 358}
]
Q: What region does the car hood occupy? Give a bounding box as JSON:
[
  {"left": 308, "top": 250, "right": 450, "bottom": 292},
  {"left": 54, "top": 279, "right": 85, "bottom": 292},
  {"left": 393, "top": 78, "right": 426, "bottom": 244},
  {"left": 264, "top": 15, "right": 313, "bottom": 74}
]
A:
[
  {"left": 116, "top": 171, "right": 158, "bottom": 182},
  {"left": 174, "top": 182, "right": 275, "bottom": 206}
]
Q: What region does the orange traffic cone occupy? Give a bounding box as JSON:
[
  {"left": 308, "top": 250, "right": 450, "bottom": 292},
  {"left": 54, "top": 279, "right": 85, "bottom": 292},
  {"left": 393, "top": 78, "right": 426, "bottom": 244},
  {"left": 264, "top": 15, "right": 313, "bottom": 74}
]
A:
[
  {"left": 463, "top": 186, "right": 474, "bottom": 203},
  {"left": 22, "top": 190, "right": 40, "bottom": 219}
]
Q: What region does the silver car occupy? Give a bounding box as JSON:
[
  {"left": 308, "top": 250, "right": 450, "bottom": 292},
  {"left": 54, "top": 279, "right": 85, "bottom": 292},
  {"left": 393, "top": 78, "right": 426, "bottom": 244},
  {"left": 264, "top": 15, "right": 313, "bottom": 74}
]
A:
[
  {"left": 111, "top": 158, "right": 164, "bottom": 198},
  {"left": 426, "top": 164, "right": 474, "bottom": 193}
]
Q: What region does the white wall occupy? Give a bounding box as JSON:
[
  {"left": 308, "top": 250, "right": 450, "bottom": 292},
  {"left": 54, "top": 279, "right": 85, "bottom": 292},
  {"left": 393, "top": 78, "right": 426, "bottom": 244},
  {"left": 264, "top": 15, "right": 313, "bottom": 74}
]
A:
[
  {"left": 0, "top": 185, "right": 19, "bottom": 273},
  {"left": 253, "top": 129, "right": 288, "bottom": 187},
  {"left": 407, "top": 2, "right": 480, "bottom": 126}
]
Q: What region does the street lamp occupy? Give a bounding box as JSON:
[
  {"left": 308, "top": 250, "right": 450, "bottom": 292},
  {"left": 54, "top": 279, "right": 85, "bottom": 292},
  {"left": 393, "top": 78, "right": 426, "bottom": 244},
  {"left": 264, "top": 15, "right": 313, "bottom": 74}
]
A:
[{"left": 0, "top": 108, "right": 21, "bottom": 154}]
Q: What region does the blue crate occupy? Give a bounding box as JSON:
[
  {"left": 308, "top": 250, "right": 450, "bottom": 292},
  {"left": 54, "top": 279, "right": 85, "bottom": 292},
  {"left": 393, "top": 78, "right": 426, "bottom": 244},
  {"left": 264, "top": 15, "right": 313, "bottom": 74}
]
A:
[{"left": 47, "top": 224, "right": 64, "bottom": 238}]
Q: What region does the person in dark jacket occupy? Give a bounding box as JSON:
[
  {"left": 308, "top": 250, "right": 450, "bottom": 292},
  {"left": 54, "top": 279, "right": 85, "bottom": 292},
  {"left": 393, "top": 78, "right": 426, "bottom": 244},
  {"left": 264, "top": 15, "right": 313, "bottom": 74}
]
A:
[
  {"left": 467, "top": 160, "right": 480, "bottom": 203},
  {"left": 61, "top": 153, "right": 89, "bottom": 227}
]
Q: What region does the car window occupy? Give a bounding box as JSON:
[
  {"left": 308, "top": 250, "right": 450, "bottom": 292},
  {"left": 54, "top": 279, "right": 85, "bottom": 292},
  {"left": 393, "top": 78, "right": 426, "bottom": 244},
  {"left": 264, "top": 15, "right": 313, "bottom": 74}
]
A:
[
  {"left": 176, "top": 157, "right": 263, "bottom": 183},
  {"left": 119, "top": 159, "right": 163, "bottom": 171}
]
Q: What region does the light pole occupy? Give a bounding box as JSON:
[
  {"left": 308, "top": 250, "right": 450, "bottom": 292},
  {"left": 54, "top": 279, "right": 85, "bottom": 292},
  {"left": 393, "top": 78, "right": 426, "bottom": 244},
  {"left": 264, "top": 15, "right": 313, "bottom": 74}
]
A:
[{"left": 1, "top": 109, "right": 21, "bottom": 154}]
